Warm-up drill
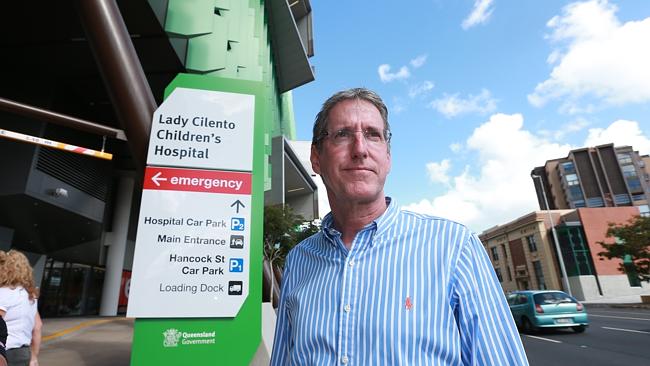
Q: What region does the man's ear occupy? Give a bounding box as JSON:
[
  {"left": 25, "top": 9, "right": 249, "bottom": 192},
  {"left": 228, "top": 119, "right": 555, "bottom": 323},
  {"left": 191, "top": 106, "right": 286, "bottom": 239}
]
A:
[{"left": 310, "top": 144, "right": 321, "bottom": 175}]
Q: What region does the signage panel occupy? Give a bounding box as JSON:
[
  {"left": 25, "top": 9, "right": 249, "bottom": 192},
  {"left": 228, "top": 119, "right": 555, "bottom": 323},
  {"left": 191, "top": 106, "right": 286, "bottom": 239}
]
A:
[
  {"left": 145, "top": 87, "right": 254, "bottom": 171},
  {"left": 128, "top": 167, "right": 252, "bottom": 318}
]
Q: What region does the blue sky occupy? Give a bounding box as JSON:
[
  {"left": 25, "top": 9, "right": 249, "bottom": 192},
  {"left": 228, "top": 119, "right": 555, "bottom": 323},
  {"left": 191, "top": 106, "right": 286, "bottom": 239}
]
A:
[{"left": 292, "top": 0, "right": 650, "bottom": 232}]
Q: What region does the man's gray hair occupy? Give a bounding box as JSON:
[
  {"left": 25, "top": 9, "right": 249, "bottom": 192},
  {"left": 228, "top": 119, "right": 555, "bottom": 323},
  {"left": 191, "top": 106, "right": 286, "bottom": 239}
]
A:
[{"left": 312, "top": 88, "right": 390, "bottom": 150}]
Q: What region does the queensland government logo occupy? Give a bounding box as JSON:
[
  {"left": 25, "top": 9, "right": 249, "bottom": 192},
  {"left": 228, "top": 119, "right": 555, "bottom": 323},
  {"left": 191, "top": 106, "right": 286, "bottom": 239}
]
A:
[
  {"left": 163, "top": 328, "right": 182, "bottom": 347},
  {"left": 162, "top": 328, "right": 217, "bottom": 347}
]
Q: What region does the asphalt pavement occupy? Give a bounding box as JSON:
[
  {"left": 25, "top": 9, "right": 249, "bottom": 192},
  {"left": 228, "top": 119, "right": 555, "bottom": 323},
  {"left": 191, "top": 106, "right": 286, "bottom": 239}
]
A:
[
  {"left": 523, "top": 307, "right": 650, "bottom": 365},
  {"left": 38, "top": 304, "right": 650, "bottom": 365}
]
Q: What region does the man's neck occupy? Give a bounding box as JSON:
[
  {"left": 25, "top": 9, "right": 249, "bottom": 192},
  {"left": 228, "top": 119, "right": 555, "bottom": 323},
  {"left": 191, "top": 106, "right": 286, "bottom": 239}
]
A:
[{"left": 330, "top": 197, "right": 388, "bottom": 250}]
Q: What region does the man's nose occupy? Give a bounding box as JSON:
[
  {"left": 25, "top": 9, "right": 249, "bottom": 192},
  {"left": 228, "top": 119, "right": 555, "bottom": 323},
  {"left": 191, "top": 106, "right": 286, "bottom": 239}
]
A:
[{"left": 350, "top": 132, "right": 369, "bottom": 156}]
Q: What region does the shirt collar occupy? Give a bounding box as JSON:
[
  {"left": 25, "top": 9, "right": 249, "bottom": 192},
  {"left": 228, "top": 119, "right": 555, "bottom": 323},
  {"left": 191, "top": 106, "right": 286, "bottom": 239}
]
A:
[{"left": 321, "top": 197, "right": 399, "bottom": 238}]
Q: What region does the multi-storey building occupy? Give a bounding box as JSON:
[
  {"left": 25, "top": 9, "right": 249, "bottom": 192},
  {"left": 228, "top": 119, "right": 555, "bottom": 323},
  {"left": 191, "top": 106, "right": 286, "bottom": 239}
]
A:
[
  {"left": 531, "top": 144, "right": 650, "bottom": 216},
  {"left": 481, "top": 207, "right": 650, "bottom": 301}
]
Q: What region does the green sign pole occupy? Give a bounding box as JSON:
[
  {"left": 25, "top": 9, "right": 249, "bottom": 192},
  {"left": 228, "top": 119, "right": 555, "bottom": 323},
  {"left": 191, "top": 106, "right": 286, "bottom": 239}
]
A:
[{"left": 130, "top": 74, "right": 265, "bottom": 365}]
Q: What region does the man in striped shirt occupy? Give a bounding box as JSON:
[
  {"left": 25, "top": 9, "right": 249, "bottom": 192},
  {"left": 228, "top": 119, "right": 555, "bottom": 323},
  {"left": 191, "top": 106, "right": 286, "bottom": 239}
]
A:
[{"left": 271, "top": 88, "right": 528, "bottom": 365}]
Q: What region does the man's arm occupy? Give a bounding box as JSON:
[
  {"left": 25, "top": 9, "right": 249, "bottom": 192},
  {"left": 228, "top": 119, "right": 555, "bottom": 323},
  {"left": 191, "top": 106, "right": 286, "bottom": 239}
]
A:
[
  {"left": 270, "top": 255, "right": 292, "bottom": 365},
  {"left": 30, "top": 311, "right": 42, "bottom": 366},
  {"left": 452, "top": 233, "right": 529, "bottom": 365}
]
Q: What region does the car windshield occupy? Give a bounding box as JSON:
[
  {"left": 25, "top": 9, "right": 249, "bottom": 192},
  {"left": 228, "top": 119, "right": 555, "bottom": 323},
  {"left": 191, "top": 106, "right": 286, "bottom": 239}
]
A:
[{"left": 534, "top": 292, "right": 576, "bottom": 305}]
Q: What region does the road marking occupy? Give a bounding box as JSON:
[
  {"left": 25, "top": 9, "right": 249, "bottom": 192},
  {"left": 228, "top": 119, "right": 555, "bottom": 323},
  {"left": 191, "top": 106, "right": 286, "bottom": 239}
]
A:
[
  {"left": 589, "top": 314, "right": 650, "bottom": 322},
  {"left": 602, "top": 326, "right": 650, "bottom": 335},
  {"left": 590, "top": 310, "right": 650, "bottom": 316},
  {"left": 42, "top": 318, "right": 128, "bottom": 343},
  {"left": 524, "top": 335, "right": 563, "bottom": 343}
]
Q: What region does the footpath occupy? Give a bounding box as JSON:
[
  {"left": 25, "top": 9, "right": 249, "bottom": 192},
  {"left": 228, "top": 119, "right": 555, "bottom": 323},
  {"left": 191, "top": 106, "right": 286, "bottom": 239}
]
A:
[{"left": 39, "top": 316, "right": 133, "bottom": 366}]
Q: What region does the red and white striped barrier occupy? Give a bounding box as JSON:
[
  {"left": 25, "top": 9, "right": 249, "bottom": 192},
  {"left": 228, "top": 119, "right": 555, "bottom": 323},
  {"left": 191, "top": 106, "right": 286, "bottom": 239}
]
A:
[{"left": 0, "top": 128, "right": 113, "bottom": 160}]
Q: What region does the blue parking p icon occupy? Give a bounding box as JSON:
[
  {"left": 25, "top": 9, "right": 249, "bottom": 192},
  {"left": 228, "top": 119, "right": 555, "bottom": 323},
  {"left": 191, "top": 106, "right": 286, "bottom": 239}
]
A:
[
  {"left": 231, "top": 218, "right": 245, "bottom": 231},
  {"left": 229, "top": 258, "right": 244, "bottom": 272}
]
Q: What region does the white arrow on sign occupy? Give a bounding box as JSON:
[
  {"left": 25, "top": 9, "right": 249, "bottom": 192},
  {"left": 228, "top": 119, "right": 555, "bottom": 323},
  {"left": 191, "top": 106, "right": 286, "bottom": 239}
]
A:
[{"left": 151, "top": 172, "right": 168, "bottom": 186}]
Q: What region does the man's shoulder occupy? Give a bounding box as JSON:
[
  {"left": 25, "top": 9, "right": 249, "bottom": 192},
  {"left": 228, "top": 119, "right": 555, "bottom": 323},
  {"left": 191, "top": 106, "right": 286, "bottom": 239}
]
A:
[
  {"left": 397, "top": 208, "right": 472, "bottom": 232},
  {"left": 286, "top": 231, "right": 325, "bottom": 259}
]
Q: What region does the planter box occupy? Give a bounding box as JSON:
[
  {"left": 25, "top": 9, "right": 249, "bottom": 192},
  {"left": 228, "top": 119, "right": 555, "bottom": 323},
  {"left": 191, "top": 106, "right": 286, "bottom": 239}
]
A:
[{"left": 642, "top": 295, "right": 650, "bottom": 304}]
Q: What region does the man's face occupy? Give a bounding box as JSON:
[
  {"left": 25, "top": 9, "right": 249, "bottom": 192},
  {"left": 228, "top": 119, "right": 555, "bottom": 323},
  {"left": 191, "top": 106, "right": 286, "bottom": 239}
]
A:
[{"left": 311, "top": 98, "right": 391, "bottom": 206}]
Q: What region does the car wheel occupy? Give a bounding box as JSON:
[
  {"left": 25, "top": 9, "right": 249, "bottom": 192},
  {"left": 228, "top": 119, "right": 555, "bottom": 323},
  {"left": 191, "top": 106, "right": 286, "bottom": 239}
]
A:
[
  {"left": 522, "top": 317, "right": 537, "bottom": 334},
  {"left": 572, "top": 325, "right": 586, "bottom": 333}
]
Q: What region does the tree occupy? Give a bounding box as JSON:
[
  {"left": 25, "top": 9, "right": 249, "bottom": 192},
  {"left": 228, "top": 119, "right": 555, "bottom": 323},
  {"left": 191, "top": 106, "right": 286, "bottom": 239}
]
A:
[
  {"left": 597, "top": 215, "right": 650, "bottom": 283},
  {"left": 262, "top": 204, "right": 321, "bottom": 304}
]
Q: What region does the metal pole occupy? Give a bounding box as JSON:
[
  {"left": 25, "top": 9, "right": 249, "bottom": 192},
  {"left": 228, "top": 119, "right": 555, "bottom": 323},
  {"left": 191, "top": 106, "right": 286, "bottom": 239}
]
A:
[
  {"left": 0, "top": 96, "right": 126, "bottom": 140},
  {"left": 532, "top": 174, "right": 573, "bottom": 296},
  {"left": 75, "top": 0, "right": 157, "bottom": 168}
]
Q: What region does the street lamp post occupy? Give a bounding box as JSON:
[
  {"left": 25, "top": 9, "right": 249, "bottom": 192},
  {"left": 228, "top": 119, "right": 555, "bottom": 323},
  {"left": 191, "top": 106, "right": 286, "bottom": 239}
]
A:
[{"left": 531, "top": 174, "right": 573, "bottom": 296}]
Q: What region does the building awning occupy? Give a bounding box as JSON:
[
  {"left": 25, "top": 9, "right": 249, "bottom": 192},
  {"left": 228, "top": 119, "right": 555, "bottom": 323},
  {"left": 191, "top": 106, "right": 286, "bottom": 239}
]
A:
[
  {"left": 265, "top": 136, "right": 318, "bottom": 220},
  {"left": 267, "top": 0, "right": 315, "bottom": 93}
]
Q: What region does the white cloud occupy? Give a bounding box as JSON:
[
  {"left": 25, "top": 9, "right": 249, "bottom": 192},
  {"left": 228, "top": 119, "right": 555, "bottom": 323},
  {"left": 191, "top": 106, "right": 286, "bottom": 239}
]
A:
[
  {"left": 450, "top": 142, "right": 463, "bottom": 153},
  {"left": 404, "top": 113, "right": 571, "bottom": 232},
  {"left": 584, "top": 120, "right": 650, "bottom": 154},
  {"left": 410, "top": 55, "right": 428, "bottom": 68},
  {"left": 462, "top": 0, "right": 495, "bottom": 30},
  {"left": 529, "top": 0, "right": 650, "bottom": 110},
  {"left": 408, "top": 81, "right": 435, "bottom": 98},
  {"left": 539, "top": 117, "right": 590, "bottom": 140},
  {"left": 378, "top": 64, "right": 411, "bottom": 83},
  {"left": 426, "top": 159, "right": 451, "bottom": 185},
  {"left": 403, "top": 115, "right": 650, "bottom": 232},
  {"left": 429, "top": 89, "right": 497, "bottom": 118}
]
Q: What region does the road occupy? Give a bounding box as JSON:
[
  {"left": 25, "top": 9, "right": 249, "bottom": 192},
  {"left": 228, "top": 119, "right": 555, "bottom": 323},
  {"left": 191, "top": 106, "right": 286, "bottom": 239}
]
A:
[{"left": 522, "top": 307, "right": 650, "bottom": 365}]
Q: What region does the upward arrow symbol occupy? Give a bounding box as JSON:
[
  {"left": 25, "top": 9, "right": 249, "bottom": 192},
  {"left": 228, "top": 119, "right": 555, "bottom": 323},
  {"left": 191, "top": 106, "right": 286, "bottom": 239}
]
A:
[{"left": 231, "top": 200, "right": 245, "bottom": 213}]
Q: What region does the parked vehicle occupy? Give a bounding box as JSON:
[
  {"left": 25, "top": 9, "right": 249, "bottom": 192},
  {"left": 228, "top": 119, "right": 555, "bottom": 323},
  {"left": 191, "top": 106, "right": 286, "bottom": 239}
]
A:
[{"left": 507, "top": 290, "right": 588, "bottom": 333}]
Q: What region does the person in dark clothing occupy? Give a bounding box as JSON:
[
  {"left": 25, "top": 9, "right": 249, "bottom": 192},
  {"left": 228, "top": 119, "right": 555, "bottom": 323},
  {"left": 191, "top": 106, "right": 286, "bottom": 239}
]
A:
[{"left": 0, "top": 317, "right": 8, "bottom": 366}]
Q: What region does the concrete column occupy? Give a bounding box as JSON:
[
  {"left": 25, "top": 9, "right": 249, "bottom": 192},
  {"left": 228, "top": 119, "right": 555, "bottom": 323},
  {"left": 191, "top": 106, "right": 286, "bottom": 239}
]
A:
[
  {"left": 0, "top": 226, "right": 14, "bottom": 251},
  {"left": 31, "top": 255, "right": 47, "bottom": 288},
  {"left": 100, "top": 176, "right": 134, "bottom": 316}
]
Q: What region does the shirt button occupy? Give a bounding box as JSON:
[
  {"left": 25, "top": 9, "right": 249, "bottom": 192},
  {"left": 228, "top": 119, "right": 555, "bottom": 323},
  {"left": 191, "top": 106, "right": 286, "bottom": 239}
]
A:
[
  {"left": 348, "top": 260, "right": 355, "bottom": 267},
  {"left": 341, "top": 355, "right": 349, "bottom": 364},
  {"left": 344, "top": 304, "right": 351, "bottom": 313}
]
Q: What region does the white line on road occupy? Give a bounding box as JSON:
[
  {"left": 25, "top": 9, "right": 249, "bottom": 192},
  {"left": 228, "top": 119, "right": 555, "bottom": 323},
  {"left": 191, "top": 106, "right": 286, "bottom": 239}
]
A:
[
  {"left": 589, "top": 314, "right": 650, "bottom": 322},
  {"left": 524, "top": 335, "right": 563, "bottom": 343},
  {"left": 602, "top": 326, "right": 650, "bottom": 335},
  {"left": 589, "top": 310, "right": 650, "bottom": 316}
]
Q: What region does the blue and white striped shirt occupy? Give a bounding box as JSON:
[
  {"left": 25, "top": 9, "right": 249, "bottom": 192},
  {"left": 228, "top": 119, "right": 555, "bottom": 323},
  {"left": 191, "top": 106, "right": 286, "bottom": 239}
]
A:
[{"left": 271, "top": 198, "right": 528, "bottom": 365}]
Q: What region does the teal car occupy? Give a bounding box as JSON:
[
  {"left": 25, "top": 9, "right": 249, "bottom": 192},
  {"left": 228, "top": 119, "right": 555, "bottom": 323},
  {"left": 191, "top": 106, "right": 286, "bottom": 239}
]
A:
[{"left": 507, "top": 290, "right": 588, "bottom": 333}]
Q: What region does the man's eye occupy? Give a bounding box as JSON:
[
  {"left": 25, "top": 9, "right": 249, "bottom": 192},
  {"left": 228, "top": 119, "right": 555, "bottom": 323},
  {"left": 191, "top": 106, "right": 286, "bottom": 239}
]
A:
[
  {"left": 364, "top": 129, "right": 383, "bottom": 141},
  {"left": 334, "top": 130, "right": 351, "bottom": 139}
]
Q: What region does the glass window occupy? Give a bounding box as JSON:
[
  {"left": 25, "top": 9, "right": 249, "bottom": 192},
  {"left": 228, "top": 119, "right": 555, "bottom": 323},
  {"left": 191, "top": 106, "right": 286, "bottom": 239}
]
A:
[
  {"left": 621, "top": 164, "right": 637, "bottom": 178},
  {"left": 495, "top": 268, "right": 503, "bottom": 282},
  {"left": 617, "top": 153, "right": 633, "bottom": 164},
  {"left": 627, "top": 178, "right": 642, "bottom": 191},
  {"left": 526, "top": 235, "right": 538, "bottom": 252},
  {"left": 533, "top": 261, "right": 547, "bottom": 290},
  {"left": 638, "top": 205, "right": 650, "bottom": 217},
  {"left": 565, "top": 173, "right": 580, "bottom": 185},
  {"left": 561, "top": 161, "right": 576, "bottom": 174},
  {"left": 490, "top": 247, "right": 499, "bottom": 261},
  {"left": 501, "top": 244, "right": 508, "bottom": 259},
  {"left": 517, "top": 295, "right": 529, "bottom": 305},
  {"left": 573, "top": 200, "right": 586, "bottom": 208},
  {"left": 568, "top": 185, "right": 584, "bottom": 200},
  {"left": 533, "top": 292, "right": 576, "bottom": 305}
]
